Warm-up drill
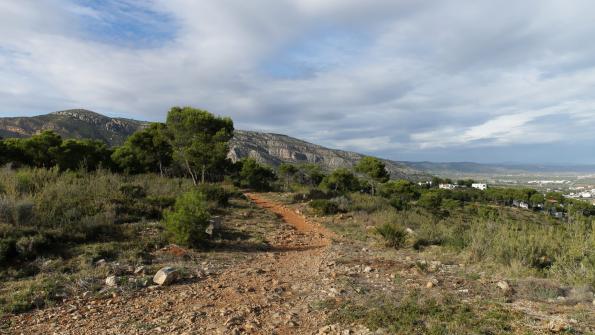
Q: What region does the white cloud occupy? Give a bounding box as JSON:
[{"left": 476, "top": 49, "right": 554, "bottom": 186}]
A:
[{"left": 2, "top": 0, "right": 595, "bottom": 162}]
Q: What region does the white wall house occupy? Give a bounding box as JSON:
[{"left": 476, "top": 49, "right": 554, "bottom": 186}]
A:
[
  {"left": 439, "top": 183, "right": 457, "bottom": 190},
  {"left": 471, "top": 183, "right": 487, "bottom": 190}
]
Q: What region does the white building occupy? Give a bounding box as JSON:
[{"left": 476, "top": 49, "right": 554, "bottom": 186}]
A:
[
  {"left": 439, "top": 183, "right": 457, "bottom": 190},
  {"left": 471, "top": 183, "right": 487, "bottom": 190}
]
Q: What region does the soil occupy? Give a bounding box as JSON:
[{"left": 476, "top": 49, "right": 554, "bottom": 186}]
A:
[{"left": 2, "top": 193, "right": 594, "bottom": 334}]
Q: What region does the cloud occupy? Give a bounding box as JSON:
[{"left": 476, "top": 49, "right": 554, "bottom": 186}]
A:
[{"left": 1, "top": 0, "right": 595, "bottom": 163}]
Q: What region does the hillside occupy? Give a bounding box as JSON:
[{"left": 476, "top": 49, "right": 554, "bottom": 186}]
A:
[
  {"left": 0, "top": 109, "right": 147, "bottom": 146},
  {"left": 228, "top": 130, "right": 431, "bottom": 180},
  {"left": 0, "top": 111, "right": 430, "bottom": 180}
]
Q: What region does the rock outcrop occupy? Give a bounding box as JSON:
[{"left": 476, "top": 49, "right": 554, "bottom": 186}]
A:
[{"left": 229, "top": 130, "right": 430, "bottom": 180}]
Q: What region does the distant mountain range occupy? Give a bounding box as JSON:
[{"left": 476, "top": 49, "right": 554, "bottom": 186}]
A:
[
  {"left": 0, "top": 109, "right": 430, "bottom": 179},
  {"left": 0, "top": 109, "right": 147, "bottom": 146},
  {"left": 1, "top": 109, "right": 594, "bottom": 178}
]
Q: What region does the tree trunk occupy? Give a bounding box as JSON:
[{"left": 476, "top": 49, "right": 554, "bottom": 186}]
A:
[
  {"left": 185, "top": 159, "right": 197, "bottom": 185},
  {"left": 201, "top": 165, "right": 206, "bottom": 184}
]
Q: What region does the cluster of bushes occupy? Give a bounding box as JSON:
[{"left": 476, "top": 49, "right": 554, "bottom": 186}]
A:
[
  {"left": 289, "top": 158, "right": 595, "bottom": 286},
  {"left": 0, "top": 168, "right": 199, "bottom": 267}
]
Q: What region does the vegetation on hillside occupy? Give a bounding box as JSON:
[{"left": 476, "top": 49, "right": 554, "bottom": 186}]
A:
[{"left": 0, "top": 105, "right": 593, "bottom": 331}]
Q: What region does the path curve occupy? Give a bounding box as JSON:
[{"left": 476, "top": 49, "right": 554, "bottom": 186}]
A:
[{"left": 245, "top": 192, "right": 333, "bottom": 239}]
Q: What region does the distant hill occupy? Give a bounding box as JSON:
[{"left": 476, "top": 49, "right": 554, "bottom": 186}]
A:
[
  {"left": 404, "top": 161, "right": 595, "bottom": 176},
  {"left": 0, "top": 109, "right": 147, "bottom": 146},
  {"left": 3, "top": 110, "right": 595, "bottom": 178},
  {"left": 0, "top": 110, "right": 432, "bottom": 180},
  {"left": 228, "top": 130, "right": 431, "bottom": 180}
]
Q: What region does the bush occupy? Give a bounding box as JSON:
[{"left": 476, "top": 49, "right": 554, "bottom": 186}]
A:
[
  {"left": 320, "top": 168, "right": 360, "bottom": 193},
  {"left": 197, "top": 184, "right": 231, "bottom": 207},
  {"left": 163, "top": 190, "right": 211, "bottom": 247},
  {"left": 15, "top": 234, "right": 49, "bottom": 260},
  {"left": 375, "top": 223, "right": 407, "bottom": 249},
  {"left": 348, "top": 193, "right": 389, "bottom": 213},
  {"left": 13, "top": 200, "right": 34, "bottom": 225},
  {"left": 0, "top": 238, "right": 16, "bottom": 264},
  {"left": 310, "top": 199, "right": 340, "bottom": 215},
  {"left": 119, "top": 184, "right": 146, "bottom": 199},
  {"left": 0, "top": 197, "right": 14, "bottom": 224},
  {"left": 237, "top": 159, "right": 277, "bottom": 191}
]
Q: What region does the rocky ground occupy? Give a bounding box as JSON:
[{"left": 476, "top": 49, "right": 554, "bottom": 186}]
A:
[{"left": 2, "top": 193, "right": 594, "bottom": 334}]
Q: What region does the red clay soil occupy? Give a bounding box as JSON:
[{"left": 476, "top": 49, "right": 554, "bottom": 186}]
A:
[{"left": 245, "top": 192, "right": 333, "bottom": 238}]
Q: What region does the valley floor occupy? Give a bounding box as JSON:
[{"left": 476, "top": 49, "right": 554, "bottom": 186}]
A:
[{"left": 3, "top": 193, "right": 594, "bottom": 334}]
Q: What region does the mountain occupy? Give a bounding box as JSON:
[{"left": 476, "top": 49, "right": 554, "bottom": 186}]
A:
[
  {"left": 228, "top": 130, "right": 431, "bottom": 180},
  {"left": 0, "top": 109, "right": 147, "bottom": 146},
  {"left": 0, "top": 110, "right": 430, "bottom": 180}
]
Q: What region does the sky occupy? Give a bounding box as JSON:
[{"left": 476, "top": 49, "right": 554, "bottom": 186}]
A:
[{"left": 1, "top": 0, "right": 595, "bottom": 164}]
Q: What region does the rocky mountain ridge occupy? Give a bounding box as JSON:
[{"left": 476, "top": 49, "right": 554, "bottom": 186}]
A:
[
  {"left": 0, "top": 109, "right": 147, "bottom": 146},
  {"left": 0, "top": 110, "right": 429, "bottom": 180},
  {"left": 228, "top": 130, "right": 430, "bottom": 180}
]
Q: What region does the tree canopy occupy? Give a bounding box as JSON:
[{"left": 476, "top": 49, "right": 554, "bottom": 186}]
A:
[
  {"left": 166, "top": 107, "right": 234, "bottom": 184},
  {"left": 112, "top": 123, "right": 172, "bottom": 175},
  {"left": 355, "top": 157, "right": 390, "bottom": 183}
]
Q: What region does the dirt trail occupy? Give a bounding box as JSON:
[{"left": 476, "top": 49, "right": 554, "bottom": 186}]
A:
[
  {"left": 6, "top": 193, "right": 335, "bottom": 335},
  {"left": 245, "top": 192, "right": 333, "bottom": 238}
]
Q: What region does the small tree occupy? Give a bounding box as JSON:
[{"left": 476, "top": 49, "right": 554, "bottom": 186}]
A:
[
  {"left": 320, "top": 168, "right": 360, "bottom": 193},
  {"left": 238, "top": 159, "right": 277, "bottom": 191},
  {"left": 529, "top": 193, "right": 545, "bottom": 208},
  {"left": 417, "top": 190, "right": 443, "bottom": 211},
  {"left": 112, "top": 123, "right": 172, "bottom": 175},
  {"left": 355, "top": 157, "right": 389, "bottom": 195},
  {"left": 166, "top": 107, "right": 233, "bottom": 184},
  {"left": 20, "top": 131, "right": 63, "bottom": 168},
  {"left": 163, "top": 190, "right": 210, "bottom": 247},
  {"left": 298, "top": 163, "right": 325, "bottom": 186},
  {"left": 279, "top": 163, "right": 298, "bottom": 190},
  {"left": 57, "top": 139, "right": 112, "bottom": 171}
]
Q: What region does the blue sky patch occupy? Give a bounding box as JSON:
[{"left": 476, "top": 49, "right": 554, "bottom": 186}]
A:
[
  {"left": 261, "top": 27, "right": 372, "bottom": 79},
  {"left": 71, "top": 0, "right": 176, "bottom": 48}
]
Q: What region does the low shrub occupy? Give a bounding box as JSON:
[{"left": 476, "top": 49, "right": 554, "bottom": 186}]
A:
[
  {"left": 163, "top": 190, "right": 211, "bottom": 248},
  {"left": 197, "top": 183, "right": 231, "bottom": 207},
  {"left": 292, "top": 188, "right": 334, "bottom": 203},
  {"left": 348, "top": 193, "right": 390, "bottom": 213},
  {"left": 310, "top": 199, "right": 340, "bottom": 215},
  {"left": 375, "top": 223, "right": 407, "bottom": 249},
  {"left": 13, "top": 199, "right": 34, "bottom": 225}
]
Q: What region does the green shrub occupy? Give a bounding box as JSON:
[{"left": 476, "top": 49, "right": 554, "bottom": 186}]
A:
[
  {"left": 320, "top": 168, "right": 360, "bottom": 193},
  {"left": 0, "top": 197, "right": 14, "bottom": 223},
  {"left": 310, "top": 199, "right": 340, "bottom": 215},
  {"left": 348, "top": 193, "right": 390, "bottom": 213},
  {"left": 237, "top": 159, "right": 277, "bottom": 191},
  {"left": 292, "top": 188, "right": 335, "bottom": 203},
  {"left": 163, "top": 190, "right": 211, "bottom": 247},
  {"left": 0, "top": 238, "right": 16, "bottom": 265},
  {"left": 13, "top": 200, "right": 34, "bottom": 225},
  {"left": 375, "top": 223, "right": 407, "bottom": 249},
  {"left": 0, "top": 275, "right": 67, "bottom": 314},
  {"left": 15, "top": 234, "right": 49, "bottom": 260},
  {"left": 119, "top": 184, "right": 146, "bottom": 199},
  {"left": 197, "top": 183, "right": 231, "bottom": 207},
  {"left": 389, "top": 197, "right": 409, "bottom": 211}
]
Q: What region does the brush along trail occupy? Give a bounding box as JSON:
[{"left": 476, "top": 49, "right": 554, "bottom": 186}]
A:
[{"left": 4, "top": 193, "right": 593, "bottom": 334}]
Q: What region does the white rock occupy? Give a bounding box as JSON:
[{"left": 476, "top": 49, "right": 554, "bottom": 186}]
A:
[
  {"left": 153, "top": 267, "right": 179, "bottom": 286},
  {"left": 496, "top": 280, "right": 511, "bottom": 292},
  {"left": 363, "top": 266, "right": 373, "bottom": 273},
  {"left": 105, "top": 275, "right": 117, "bottom": 287}
]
